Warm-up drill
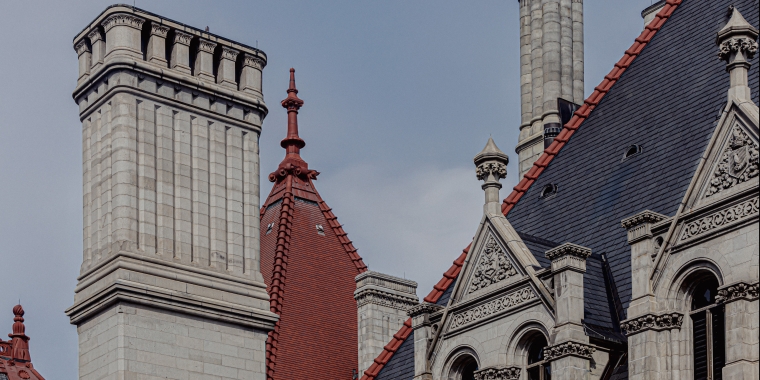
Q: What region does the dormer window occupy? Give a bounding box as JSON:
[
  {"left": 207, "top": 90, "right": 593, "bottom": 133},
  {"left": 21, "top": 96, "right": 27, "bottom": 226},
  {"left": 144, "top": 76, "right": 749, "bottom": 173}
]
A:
[
  {"left": 265, "top": 222, "right": 274, "bottom": 235},
  {"left": 316, "top": 224, "right": 325, "bottom": 236},
  {"left": 623, "top": 144, "right": 643, "bottom": 159},
  {"left": 539, "top": 184, "right": 558, "bottom": 199}
]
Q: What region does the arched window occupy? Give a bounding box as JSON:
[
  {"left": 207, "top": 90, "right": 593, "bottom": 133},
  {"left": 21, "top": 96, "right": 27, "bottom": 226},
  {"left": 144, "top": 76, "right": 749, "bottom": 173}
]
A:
[
  {"left": 448, "top": 353, "right": 478, "bottom": 380},
  {"left": 690, "top": 276, "right": 725, "bottom": 380},
  {"left": 526, "top": 335, "right": 551, "bottom": 380}
]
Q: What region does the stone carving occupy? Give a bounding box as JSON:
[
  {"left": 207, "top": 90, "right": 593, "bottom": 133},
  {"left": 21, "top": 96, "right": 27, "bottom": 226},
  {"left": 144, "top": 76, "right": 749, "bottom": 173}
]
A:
[
  {"left": 407, "top": 303, "right": 444, "bottom": 317},
  {"left": 545, "top": 242, "right": 592, "bottom": 261},
  {"left": 716, "top": 282, "right": 759, "bottom": 303},
  {"left": 243, "top": 54, "right": 266, "bottom": 69},
  {"left": 74, "top": 39, "right": 89, "bottom": 55},
  {"left": 543, "top": 341, "right": 596, "bottom": 361},
  {"left": 718, "top": 37, "right": 758, "bottom": 61},
  {"left": 680, "top": 196, "right": 759, "bottom": 240},
  {"left": 620, "top": 313, "right": 684, "bottom": 336},
  {"left": 174, "top": 30, "right": 193, "bottom": 46},
  {"left": 706, "top": 127, "right": 759, "bottom": 197},
  {"left": 150, "top": 24, "right": 170, "bottom": 37},
  {"left": 476, "top": 162, "right": 507, "bottom": 181},
  {"left": 469, "top": 237, "right": 517, "bottom": 293},
  {"left": 355, "top": 288, "right": 418, "bottom": 311},
  {"left": 473, "top": 366, "right": 521, "bottom": 380},
  {"left": 221, "top": 46, "right": 240, "bottom": 60},
  {"left": 450, "top": 287, "right": 536, "bottom": 329},
  {"left": 87, "top": 28, "right": 103, "bottom": 43},
  {"left": 621, "top": 210, "right": 668, "bottom": 229},
  {"left": 101, "top": 14, "right": 145, "bottom": 32},
  {"left": 198, "top": 39, "right": 218, "bottom": 53}
]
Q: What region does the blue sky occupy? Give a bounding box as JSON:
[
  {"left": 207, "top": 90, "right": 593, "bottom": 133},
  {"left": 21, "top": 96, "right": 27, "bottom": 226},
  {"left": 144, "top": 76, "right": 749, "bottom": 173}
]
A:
[{"left": 0, "top": 1, "right": 656, "bottom": 377}]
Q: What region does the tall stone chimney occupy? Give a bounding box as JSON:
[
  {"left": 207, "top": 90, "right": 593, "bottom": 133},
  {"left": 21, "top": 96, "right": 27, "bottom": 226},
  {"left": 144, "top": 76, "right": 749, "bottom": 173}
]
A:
[
  {"left": 65, "top": 5, "right": 277, "bottom": 379},
  {"left": 516, "top": 0, "right": 584, "bottom": 177}
]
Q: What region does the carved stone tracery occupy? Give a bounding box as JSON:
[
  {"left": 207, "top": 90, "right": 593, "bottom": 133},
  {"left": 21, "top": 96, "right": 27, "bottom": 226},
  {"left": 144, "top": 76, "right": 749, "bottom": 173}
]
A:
[
  {"left": 473, "top": 366, "right": 521, "bottom": 380},
  {"left": 706, "top": 126, "right": 759, "bottom": 198},
  {"left": 450, "top": 287, "right": 536, "bottom": 329},
  {"left": 469, "top": 236, "right": 517, "bottom": 293},
  {"left": 619, "top": 312, "right": 684, "bottom": 336},
  {"left": 542, "top": 341, "right": 596, "bottom": 361},
  {"left": 680, "top": 197, "right": 759, "bottom": 240}
]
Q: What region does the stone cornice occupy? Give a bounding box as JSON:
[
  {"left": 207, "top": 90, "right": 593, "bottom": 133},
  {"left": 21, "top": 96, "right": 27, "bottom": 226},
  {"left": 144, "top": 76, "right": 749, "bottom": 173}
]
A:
[
  {"left": 473, "top": 366, "right": 521, "bottom": 380},
  {"left": 543, "top": 341, "right": 596, "bottom": 361},
  {"left": 101, "top": 13, "right": 145, "bottom": 32},
  {"left": 449, "top": 287, "right": 536, "bottom": 330},
  {"left": 355, "top": 288, "right": 418, "bottom": 311},
  {"left": 150, "top": 23, "right": 170, "bottom": 37},
  {"left": 620, "top": 312, "right": 683, "bottom": 336},
  {"left": 407, "top": 302, "right": 444, "bottom": 318},
  {"left": 545, "top": 243, "right": 591, "bottom": 261},
  {"left": 621, "top": 210, "right": 668, "bottom": 229},
  {"left": 173, "top": 30, "right": 193, "bottom": 45},
  {"left": 680, "top": 196, "right": 759, "bottom": 242},
  {"left": 717, "top": 282, "right": 759, "bottom": 303}
]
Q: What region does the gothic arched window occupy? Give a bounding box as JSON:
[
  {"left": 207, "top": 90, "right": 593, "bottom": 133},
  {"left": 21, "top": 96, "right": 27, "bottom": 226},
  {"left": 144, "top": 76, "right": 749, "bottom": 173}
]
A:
[
  {"left": 526, "top": 335, "right": 551, "bottom": 380},
  {"left": 690, "top": 276, "right": 725, "bottom": 380},
  {"left": 448, "top": 353, "right": 478, "bottom": 380}
]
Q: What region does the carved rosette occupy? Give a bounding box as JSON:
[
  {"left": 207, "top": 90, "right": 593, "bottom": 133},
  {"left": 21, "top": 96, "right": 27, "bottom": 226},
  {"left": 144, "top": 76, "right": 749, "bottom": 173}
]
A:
[
  {"left": 469, "top": 237, "right": 517, "bottom": 293},
  {"left": 198, "top": 39, "right": 218, "bottom": 53},
  {"left": 680, "top": 197, "right": 759, "bottom": 240},
  {"left": 718, "top": 37, "right": 759, "bottom": 61},
  {"left": 101, "top": 14, "right": 145, "bottom": 32},
  {"left": 174, "top": 30, "right": 193, "bottom": 46},
  {"left": 355, "top": 288, "right": 418, "bottom": 311},
  {"left": 476, "top": 162, "right": 507, "bottom": 181},
  {"left": 150, "top": 24, "right": 170, "bottom": 37},
  {"left": 543, "top": 341, "right": 596, "bottom": 361},
  {"left": 450, "top": 287, "right": 536, "bottom": 329},
  {"left": 545, "top": 243, "right": 592, "bottom": 261},
  {"left": 716, "top": 282, "right": 759, "bottom": 303},
  {"left": 221, "top": 46, "right": 240, "bottom": 61},
  {"left": 706, "top": 127, "right": 759, "bottom": 197},
  {"left": 620, "top": 312, "right": 684, "bottom": 336},
  {"left": 74, "top": 39, "right": 89, "bottom": 56},
  {"left": 473, "top": 366, "right": 521, "bottom": 380}
]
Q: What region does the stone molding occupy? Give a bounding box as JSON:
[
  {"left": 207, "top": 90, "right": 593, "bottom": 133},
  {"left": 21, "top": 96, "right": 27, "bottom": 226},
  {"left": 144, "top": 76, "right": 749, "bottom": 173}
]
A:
[
  {"left": 87, "top": 28, "right": 103, "bottom": 43},
  {"left": 680, "top": 196, "right": 758, "bottom": 241},
  {"left": 355, "top": 288, "right": 418, "bottom": 311},
  {"left": 150, "top": 23, "right": 170, "bottom": 37},
  {"left": 545, "top": 242, "right": 591, "bottom": 261},
  {"left": 198, "top": 38, "right": 217, "bottom": 53},
  {"left": 543, "top": 341, "right": 596, "bottom": 362},
  {"left": 473, "top": 366, "right": 521, "bottom": 380},
  {"left": 717, "top": 282, "right": 759, "bottom": 303},
  {"left": 101, "top": 13, "right": 145, "bottom": 32},
  {"left": 469, "top": 236, "right": 518, "bottom": 293},
  {"left": 476, "top": 162, "right": 507, "bottom": 181},
  {"left": 718, "top": 37, "right": 758, "bottom": 61},
  {"left": 174, "top": 30, "right": 193, "bottom": 45},
  {"left": 621, "top": 210, "right": 669, "bottom": 244},
  {"left": 620, "top": 312, "right": 684, "bottom": 336},
  {"left": 407, "top": 303, "right": 444, "bottom": 318},
  {"left": 221, "top": 46, "right": 239, "bottom": 60},
  {"left": 449, "top": 287, "right": 536, "bottom": 330},
  {"left": 705, "top": 127, "right": 759, "bottom": 198},
  {"left": 74, "top": 39, "right": 89, "bottom": 55}
]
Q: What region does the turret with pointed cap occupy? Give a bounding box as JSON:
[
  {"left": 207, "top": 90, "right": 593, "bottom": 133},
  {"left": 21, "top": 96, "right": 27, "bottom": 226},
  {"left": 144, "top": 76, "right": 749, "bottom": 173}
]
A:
[
  {"left": 474, "top": 137, "right": 509, "bottom": 214},
  {"left": 717, "top": 7, "right": 758, "bottom": 101}
]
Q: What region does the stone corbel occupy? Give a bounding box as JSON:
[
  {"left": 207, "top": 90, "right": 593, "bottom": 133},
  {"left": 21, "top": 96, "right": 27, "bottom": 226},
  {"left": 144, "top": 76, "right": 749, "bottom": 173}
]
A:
[
  {"left": 716, "top": 281, "right": 759, "bottom": 303},
  {"left": 473, "top": 366, "right": 521, "bottom": 380},
  {"left": 619, "top": 312, "right": 684, "bottom": 336},
  {"left": 543, "top": 341, "right": 596, "bottom": 361}
]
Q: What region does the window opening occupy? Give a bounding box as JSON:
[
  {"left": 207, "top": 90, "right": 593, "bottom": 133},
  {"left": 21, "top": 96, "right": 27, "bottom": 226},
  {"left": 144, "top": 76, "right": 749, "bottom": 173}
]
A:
[
  {"left": 690, "top": 276, "right": 725, "bottom": 380},
  {"left": 316, "top": 224, "right": 325, "bottom": 236},
  {"left": 539, "top": 184, "right": 558, "bottom": 199},
  {"left": 265, "top": 222, "right": 274, "bottom": 235},
  {"left": 623, "top": 144, "right": 643, "bottom": 159},
  {"left": 527, "top": 334, "right": 551, "bottom": 380}
]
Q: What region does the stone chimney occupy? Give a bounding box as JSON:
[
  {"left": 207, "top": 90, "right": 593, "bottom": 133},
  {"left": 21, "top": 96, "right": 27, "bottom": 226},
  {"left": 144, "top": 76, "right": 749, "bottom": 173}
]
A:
[
  {"left": 516, "top": 0, "right": 584, "bottom": 177},
  {"left": 717, "top": 7, "right": 758, "bottom": 102},
  {"left": 355, "top": 271, "right": 419, "bottom": 375},
  {"left": 474, "top": 137, "right": 509, "bottom": 215}
]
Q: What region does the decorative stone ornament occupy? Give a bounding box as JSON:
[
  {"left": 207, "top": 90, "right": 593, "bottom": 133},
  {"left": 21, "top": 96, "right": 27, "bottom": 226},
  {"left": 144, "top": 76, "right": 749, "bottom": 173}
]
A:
[
  {"left": 680, "top": 196, "right": 759, "bottom": 241},
  {"left": 474, "top": 137, "right": 509, "bottom": 214},
  {"left": 716, "top": 8, "right": 758, "bottom": 101},
  {"left": 449, "top": 287, "right": 536, "bottom": 330},
  {"left": 473, "top": 366, "right": 521, "bottom": 380},
  {"left": 407, "top": 303, "right": 444, "bottom": 318},
  {"left": 619, "top": 312, "right": 684, "bottom": 336},
  {"left": 542, "top": 341, "right": 596, "bottom": 361},
  {"left": 705, "top": 127, "right": 759, "bottom": 197},
  {"left": 468, "top": 236, "right": 518, "bottom": 293},
  {"left": 545, "top": 242, "right": 592, "bottom": 261},
  {"left": 621, "top": 210, "right": 669, "bottom": 244},
  {"left": 716, "top": 281, "right": 759, "bottom": 303}
]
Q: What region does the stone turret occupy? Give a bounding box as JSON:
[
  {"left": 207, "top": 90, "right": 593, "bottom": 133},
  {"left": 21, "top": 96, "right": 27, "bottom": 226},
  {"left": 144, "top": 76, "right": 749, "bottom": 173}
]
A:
[
  {"left": 65, "top": 5, "right": 276, "bottom": 379},
  {"left": 717, "top": 7, "right": 758, "bottom": 102},
  {"left": 474, "top": 137, "right": 509, "bottom": 215},
  {"left": 515, "top": 0, "right": 584, "bottom": 177}
]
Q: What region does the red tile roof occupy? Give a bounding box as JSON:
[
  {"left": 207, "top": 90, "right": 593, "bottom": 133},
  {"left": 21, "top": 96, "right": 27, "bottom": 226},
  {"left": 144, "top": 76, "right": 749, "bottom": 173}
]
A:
[
  {"left": 0, "top": 305, "right": 45, "bottom": 380},
  {"left": 360, "top": 1, "right": 682, "bottom": 378},
  {"left": 261, "top": 69, "right": 367, "bottom": 380}
]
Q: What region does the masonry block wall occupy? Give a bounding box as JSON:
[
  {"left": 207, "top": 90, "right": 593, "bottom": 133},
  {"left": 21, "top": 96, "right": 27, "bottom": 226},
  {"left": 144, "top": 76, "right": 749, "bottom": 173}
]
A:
[{"left": 66, "top": 5, "right": 277, "bottom": 379}]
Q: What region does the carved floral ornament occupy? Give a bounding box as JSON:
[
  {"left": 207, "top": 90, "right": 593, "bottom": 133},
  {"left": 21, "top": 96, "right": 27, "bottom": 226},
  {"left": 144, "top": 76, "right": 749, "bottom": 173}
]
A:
[
  {"left": 198, "top": 39, "right": 218, "bottom": 53},
  {"left": 706, "top": 126, "right": 759, "bottom": 198},
  {"left": 544, "top": 242, "right": 592, "bottom": 261},
  {"left": 150, "top": 24, "right": 170, "bottom": 37},
  {"left": 450, "top": 287, "right": 536, "bottom": 329},
  {"left": 620, "top": 210, "right": 668, "bottom": 229},
  {"left": 469, "top": 236, "right": 517, "bottom": 293},
  {"left": 680, "top": 196, "right": 758, "bottom": 241},
  {"left": 473, "top": 366, "right": 521, "bottom": 380},
  {"left": 221, "top": 46, "right": 240, "bottom": 60},
  {"left": 86, "top": 28, "right": 103, "bottom": 43},
  {"left": 101, "top": 14, "right": 145, "bottom": 32},
  {"left": 476, "top": 162, "right": 507, "bottom": 181},
  {"left": 243, "top": 54, "right": 266, "bottom": 69},
  {"left": 619, "top": 313, "right": 684, "bottom": 336},
  {"left": 407, "top": 303, "right": 444, "bottom": 317},
  {"left": 718, "top": 37, "right": 758, "bottom": 61},
  {"left": 716, "top": 282, "right": 759, "bottom": 303},
  {"left": 174, "top": 30, "right": 194, "bottom": 45},
  {"left": 74, "top": 39, "right": 89, "bottom": 55},
  {"left": 542, "top": 341, "right": 596, "bottom": 361}
]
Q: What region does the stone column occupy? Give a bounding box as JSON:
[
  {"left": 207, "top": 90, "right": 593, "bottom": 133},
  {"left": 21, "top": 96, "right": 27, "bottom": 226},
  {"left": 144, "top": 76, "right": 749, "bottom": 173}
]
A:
[
  {"left": 571, "top": 0, "right": 584, "bottom": 104},
  {"left": 217, "top": 46, "right": 239, "bottom": 88},
  {"left": 717, "top": 282, "right": 759, "bottom": 380},
  {"left": 170, "top": 30, "right": 193, "bottom": 74},
  {"left": 147, "top": 23, "right": 169, "bottom": 66},
  {"left": 355, "top": 271, "right": 419, "bottom": 375},
  {"left": 240, "top": 53, "right": 265, "bottom": 97},
  {"left": 408, "top": 303, "right": 443, "bottom": 380},
  {"left": 541, "top": 0, "right": 562, "bottom": 128},
  {"left": 519, "top": 0, "right": 533, "bottom": 131},
  {"left": 545, "top": 243, "right": 594, "bottom": 380},
  {"left": 195, "top": 38, "right": 217, "bottom": 82},
  {"left": 87, "top": 29, "right": 105, "bottom": 71},
  {"left": 559, "top": 0, "right": 573, "bottom": 101},
  {"left": 75, "top": 39, "right": 91, "bottom": 84},
  {"left": 101, "top": 13, "right": 145, "bottom": 60}
]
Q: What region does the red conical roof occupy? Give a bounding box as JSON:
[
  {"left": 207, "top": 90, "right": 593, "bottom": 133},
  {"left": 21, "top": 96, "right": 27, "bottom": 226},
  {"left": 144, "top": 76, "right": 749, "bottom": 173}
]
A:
[{"left": 261, "top": 69, "right": 367, "bottom": 380}]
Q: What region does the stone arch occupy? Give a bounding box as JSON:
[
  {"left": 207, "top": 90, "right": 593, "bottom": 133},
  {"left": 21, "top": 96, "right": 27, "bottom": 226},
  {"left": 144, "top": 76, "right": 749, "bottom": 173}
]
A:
[
  {"left": 503, "top": 320, "right": 551, "bottom": 367},
  {"left": 440, "top": 345, "right": 480, "bottom": 380},
  {"left": 496, "top": 308, "right": 554, "bottom": 364},
  {"left": 664, "top": 258, "right": 724, "bottom": 312}
]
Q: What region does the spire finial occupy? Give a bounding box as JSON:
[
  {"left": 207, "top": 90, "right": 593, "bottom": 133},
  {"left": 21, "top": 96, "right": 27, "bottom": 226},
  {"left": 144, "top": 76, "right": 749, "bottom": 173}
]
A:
[
  {"left": 474, "top": 137, "right": 509, "bottom": 215},
  {"left": 717, "top": 8, "right": 758, "bottom": 101},
  {"left": 9, "top": 304, "right": 31, "bottom": 361}
]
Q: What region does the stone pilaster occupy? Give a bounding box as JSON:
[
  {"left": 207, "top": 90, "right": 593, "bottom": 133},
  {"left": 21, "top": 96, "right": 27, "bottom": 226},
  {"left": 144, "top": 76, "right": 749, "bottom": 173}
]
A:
[
  {"left": 87, "top": 28, "right": 104, "bottom": 71},
  {"left": 240, "top": 53, "right": 265, "bottom": 97},
  {"left": 170, "top": 30, "right": 193, "bottom": 74},
  {"left": 74, "top": 39, "right": 91, "bottom": 84},
  {"left": 147, "top": 23, "right": 170, "bottom": 66},
  {"left": 718, "top": 282, "right": 759, "bottom": 380},
  {"left": 621, "top": 210, "right": 668, "bottom": 318},
  {"left": 195, "top": 38, "right": 217, "bottom": 82},
  {"left": 355, "top": 271, "right": 419, "bottom": 375},
  {"left": 217, "top": 46, "right": 239, "bottom": 88},
  {"left": 408, "top": 303, "right": 443, "bottom": 380},
  {"left": 102, "top": 13, "right": 145, "bottom": 60}
]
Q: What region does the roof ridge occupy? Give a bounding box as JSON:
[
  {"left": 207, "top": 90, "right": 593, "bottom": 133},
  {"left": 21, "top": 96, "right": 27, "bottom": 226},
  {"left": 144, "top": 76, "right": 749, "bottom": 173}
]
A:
[
  {"left": 317, "top": 198, "right": 369, "bottom": 272},
  {"left": 265, "top": 175, "right": 295, "bottom": 380},
  {"left": 359, "top": 1, "right": 682, "bottom": 377}
]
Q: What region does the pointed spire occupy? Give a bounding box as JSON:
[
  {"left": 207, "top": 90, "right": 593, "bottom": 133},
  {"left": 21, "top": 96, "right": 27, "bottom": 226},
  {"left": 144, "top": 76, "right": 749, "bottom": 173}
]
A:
[
  {"left": 9, "top": 304, "right": 31, "bottom": 361},
  {"left": 718, "top": 7, "right": 758, "bottom": 41},
  {"left": 716, "top": 7, "right": 758, "bottom": 101},
  {"left": 474, "top": 137, "right": 509, "bottom": 215}
]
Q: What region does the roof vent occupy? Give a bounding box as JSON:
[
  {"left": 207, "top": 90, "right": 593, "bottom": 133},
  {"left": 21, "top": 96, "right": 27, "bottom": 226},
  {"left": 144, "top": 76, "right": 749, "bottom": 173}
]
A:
[
  {"left": 316, "top": 224, "right": 325, "bottom": 236},
  {"left": 539, "top": 184, "right": 558, "bottom": 199},
  {"left": 265, "top": 222, "right": 274, "bottom": 235},
  {"left": 623, "top": 144, "right": 643, "bottom": 159}
]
